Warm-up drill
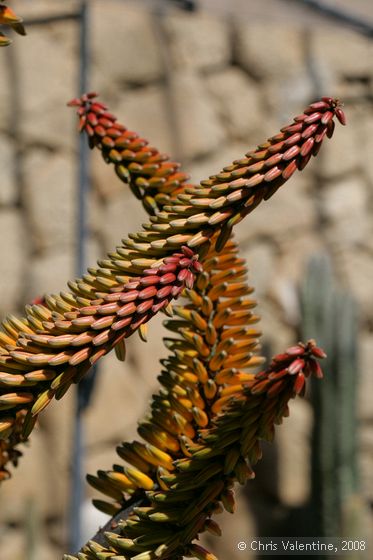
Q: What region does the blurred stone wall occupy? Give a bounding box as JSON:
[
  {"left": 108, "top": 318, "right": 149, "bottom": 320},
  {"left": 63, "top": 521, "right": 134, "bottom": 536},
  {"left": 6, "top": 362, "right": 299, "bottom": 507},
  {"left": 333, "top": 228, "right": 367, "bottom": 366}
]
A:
[{"left": 0, "top": 0, "right": 372, "bottom": 558}]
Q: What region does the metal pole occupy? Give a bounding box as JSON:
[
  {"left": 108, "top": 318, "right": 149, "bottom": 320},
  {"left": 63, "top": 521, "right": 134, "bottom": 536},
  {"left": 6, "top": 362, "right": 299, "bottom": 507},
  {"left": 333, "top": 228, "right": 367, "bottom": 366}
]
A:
[
  {"left": 288, "top": 0, "right": 373, "bottom": 37},
  {"left": 68, "top": 0, "right": 90, "bottom": 552}
]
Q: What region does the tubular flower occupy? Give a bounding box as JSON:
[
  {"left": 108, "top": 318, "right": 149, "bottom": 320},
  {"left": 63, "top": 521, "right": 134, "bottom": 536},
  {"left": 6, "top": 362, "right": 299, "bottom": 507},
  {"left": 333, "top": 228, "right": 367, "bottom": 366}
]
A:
[
  {"left": 66, "top": 96, "right": 329, "bottom": 560},
  {"left": 87, "top": 237, "right": 264, "bottom": 515},
  {"left": 68, "top": 92, "right": 192, "bottom": 215},
  {"left": 0, "top": 248, "right": 202, "bottom": 480},
  {"left": 64, "top": 341, "right": 326, "bottom": 560},
  {"left": 0, "top": 4, "right": 26, "bottom": 45},
  {"left": 68, "top": 93, "right": 346, "bottom": 254},
  {"left": 0, "top": 96, "right": 345, "bottom": 481},
  {"left": 75, "top": 97, "right": 265, "bottom": 517}
]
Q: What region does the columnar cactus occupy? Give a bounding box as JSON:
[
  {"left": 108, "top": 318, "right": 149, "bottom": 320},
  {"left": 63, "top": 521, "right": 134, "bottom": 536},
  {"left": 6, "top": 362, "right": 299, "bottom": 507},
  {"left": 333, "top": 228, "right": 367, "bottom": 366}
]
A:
[
  {"left": 301, "top": 255, "right": 360, "bottom": 539},
  {"left": 0, "top": 94, "right": 345, "bottom": 559}
]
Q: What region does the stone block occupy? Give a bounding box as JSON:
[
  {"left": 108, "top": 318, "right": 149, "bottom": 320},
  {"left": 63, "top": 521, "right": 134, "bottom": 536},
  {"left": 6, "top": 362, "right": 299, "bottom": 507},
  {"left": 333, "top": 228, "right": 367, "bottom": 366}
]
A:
[
  {"left": 84, "top": 313, "right": 167, "bottom": 450},
  {"left": 85, "top": 187, "right": 106, "bottom": 242},
  {"left": 200, "top": 488, "right": 256, "bottom": 560},
  {"left": 263, "top": 75, "right": 315, "bottom": 126},
  {"left": 319, "top": 111, "right": 361, "bottom": 178},
  {"left": 15, "top": 25, "right": 76, "bottom": 149},
  {"left": 258, "top": 300, "right": 294, "bottom": 356},
  {"left": 164, "top": 11, "right": 231, "bottom": 71},
  {"left": 25, "top": 249, "right": 75, "bottom": 304},
  {"left": 358, "top": 115, "right": 373, "bottom": 188},
  {"left": 36, "top": 391, "right": 75, "bottom": 514},
  {"left": 12, "top": 0, "right": 79, "bottom": 18},
  {"left": 322, "top": 176, "right": 367, "bottom": 221},
  {"left": 91, "top": 148, "right": 126, "bottom": 200},
  {"left": 113, "top": 86, "right": 174, "bottom": 156},
  {"left": 205, "top": 67, "right": 263, "bottom": 141},
  {"left": 322, "top": 176, "right": 369, "bottom": 246},
  {"left": 338, "top": 249, "right": 373, "bottom": 319},
  {"left": 276, "top": 231, "right": 323, "bottom": 282},
  {"left": 235, "top": 173, "right": 316, "bottom": 241},
  {"left": 85, "top": 234, "right": 105, "bottom": 270},
  {"left": 91, "top": 2, "right": 163, "bottom": 89},
  {"left": 360, "top": 424, "right": 373, "bottom": 502},
  {"left": 0, "top": 527, "right": 57, "bottom": 560},
  {"left": 189, "top": 142, "right": 249, "bottom": 186},
  {"left": 23, "top": 150, "right": 75, "bottom": 251},
  {"left": 101, "top": 187, "right": 148, "bottom": 252},
  {"left": 0, "top": 427, "right": 59, "bottom": 521},
  {"left": 311, "top": 28, "right": 373, "bottom": 79},
  {"left": 0, "top": 50, "right": 12, "bottom": 123},
  {"left": 84, "top": 350, "right": 146, "bottom": 450},
  {"left": 277, "top": 399, "right": 313, "bottom": 506},
  {"left": 241, "top": 241, "right": 277, "bottom": 299},
  {"left": 0, "top": 137, "right": 17, "bottom": 206},
  {"left": 235, "top": 23, "right": 305, "bottom": 81},
  {"left": 269, "top": 233, "right": 323, "bottom": 326},
  {"left": 24, "top": 234, "right": 102, "bottom": 305},
  {"left": 171, "top": 71, "right": 226, "bottom": 160},
  {"left": 0, "top": 209, "right": 25, "bottom": 315}
]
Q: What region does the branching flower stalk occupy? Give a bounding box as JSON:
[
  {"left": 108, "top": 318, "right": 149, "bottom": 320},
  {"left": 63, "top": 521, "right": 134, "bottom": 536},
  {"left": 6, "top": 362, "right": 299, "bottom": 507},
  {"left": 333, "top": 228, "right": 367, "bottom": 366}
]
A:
[
  {"left": 71, "top": 95, "right": 265, "bottom": 518},
  {"left": 86, "top": 238, "right": 263, "bottom": 513},
  {"left": 57, "top": 97, "right": 329, "bottom": 560},
  {"left": 0, "top": 94, "right": 345, "bottom": 540}
]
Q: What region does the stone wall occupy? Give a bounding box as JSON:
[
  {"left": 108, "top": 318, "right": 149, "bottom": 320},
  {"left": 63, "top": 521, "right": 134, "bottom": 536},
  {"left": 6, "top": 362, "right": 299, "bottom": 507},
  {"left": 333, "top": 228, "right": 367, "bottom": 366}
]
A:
[{"left": 0, "top": 1, "right": 372, "bottom": 558}]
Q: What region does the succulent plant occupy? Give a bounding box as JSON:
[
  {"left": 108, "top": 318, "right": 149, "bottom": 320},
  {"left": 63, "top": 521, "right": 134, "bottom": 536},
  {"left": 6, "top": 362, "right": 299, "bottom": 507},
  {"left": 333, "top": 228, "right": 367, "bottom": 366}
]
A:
[
  {"left": 66, "top": 341, "right": 326, "bottom": 560},
  {"left": 0, "top": 94, "right": 345, "bottom": 559}
]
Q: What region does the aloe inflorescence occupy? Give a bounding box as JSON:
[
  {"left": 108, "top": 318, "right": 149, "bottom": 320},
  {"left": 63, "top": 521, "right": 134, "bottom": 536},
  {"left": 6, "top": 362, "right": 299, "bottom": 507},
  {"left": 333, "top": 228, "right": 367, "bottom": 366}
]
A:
[
  {"left": 72, "top": 343, "right": 325, "bottom": 560},
  {"left": 58, "top": 95, "right": 334, "bottom": 560},
  {"left": 0, "top": 93, "right": 345, "bottom": 559}
]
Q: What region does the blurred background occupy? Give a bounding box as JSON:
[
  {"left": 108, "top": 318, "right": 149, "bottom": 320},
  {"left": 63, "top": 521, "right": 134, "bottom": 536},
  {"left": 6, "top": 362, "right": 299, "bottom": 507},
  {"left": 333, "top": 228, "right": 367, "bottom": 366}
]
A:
[{"left": 0, "top": 0, "right": 372, "bottom": 558}]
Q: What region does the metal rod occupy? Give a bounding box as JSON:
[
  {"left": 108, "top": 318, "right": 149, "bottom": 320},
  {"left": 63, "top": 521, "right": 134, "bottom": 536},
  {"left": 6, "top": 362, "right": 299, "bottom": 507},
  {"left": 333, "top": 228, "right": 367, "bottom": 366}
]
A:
[
  {"left": 23, "top": 12, "right": 81, "bottom": 26},
  {"left": 68, "top": 0, "right": 90, "bottom": 553},
  {"left": 288, "top": 0, "right": 373, "bottom": 37},
  {"left": 76, "top": 11, "right": 89, "bottom": 278}
]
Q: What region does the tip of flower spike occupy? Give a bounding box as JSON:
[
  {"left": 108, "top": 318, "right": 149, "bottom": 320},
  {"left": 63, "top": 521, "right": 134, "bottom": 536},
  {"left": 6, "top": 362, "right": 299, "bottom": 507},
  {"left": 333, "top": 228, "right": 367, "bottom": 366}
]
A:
[
  {"left": 300, "top": 97, "right": 346, "bottom": 143},
  {"left": 284, "top": 340, "right": 326, "bottom": 361},
  {"left": 252, "top": 339, "right": 326, "bottom": 398},
  {"left": 309, "top": 96, "right": 346, "bottom": 126},
  {"left": 181, "top": 246, "right": 203, "bottom": 273},
  {"left": 326, "top": 97, "right": 346, "bottom": 126},
  {"left": 304, "top": 338, "right": 327, "bottom": 359}
]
